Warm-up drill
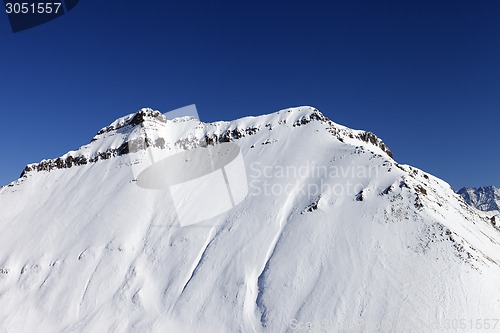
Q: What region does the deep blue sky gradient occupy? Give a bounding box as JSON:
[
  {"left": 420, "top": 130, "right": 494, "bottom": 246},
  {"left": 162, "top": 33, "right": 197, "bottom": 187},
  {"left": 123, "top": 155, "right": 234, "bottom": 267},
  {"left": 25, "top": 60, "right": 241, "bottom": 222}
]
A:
[{"left": 1, "top": 0, "right": 499, "bottom": 188}]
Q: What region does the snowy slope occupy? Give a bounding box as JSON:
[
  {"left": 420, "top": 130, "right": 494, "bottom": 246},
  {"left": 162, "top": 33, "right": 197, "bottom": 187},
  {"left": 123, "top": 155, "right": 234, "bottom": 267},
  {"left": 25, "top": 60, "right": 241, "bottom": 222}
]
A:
[{"left": 1, "top": 107, "right": 500, "bottom": 333}]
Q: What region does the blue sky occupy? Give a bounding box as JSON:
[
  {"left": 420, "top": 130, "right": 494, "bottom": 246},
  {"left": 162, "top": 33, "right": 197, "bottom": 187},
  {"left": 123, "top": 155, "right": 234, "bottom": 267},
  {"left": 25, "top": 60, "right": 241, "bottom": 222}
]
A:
[{"left": 0, "top": 0, "right": 499, "bottom": 189}]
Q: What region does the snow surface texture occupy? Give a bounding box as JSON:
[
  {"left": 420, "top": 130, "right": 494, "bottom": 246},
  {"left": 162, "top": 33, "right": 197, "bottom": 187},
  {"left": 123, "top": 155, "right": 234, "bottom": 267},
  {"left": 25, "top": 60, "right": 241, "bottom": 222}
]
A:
[{"left": 1, "top": 106, "right": 500, "bottom": 333}]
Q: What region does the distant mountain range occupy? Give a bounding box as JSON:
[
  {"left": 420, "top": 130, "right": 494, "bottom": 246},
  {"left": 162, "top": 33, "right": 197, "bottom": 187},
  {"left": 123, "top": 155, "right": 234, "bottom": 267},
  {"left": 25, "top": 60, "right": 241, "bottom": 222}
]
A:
[{"left": 457, "top": 186, "right": 500, "bottom": 212}]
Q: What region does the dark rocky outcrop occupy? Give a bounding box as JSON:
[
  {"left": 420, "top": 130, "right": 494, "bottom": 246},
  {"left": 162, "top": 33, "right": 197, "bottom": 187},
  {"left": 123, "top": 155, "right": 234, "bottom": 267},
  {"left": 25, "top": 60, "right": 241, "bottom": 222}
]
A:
[
  {"left": 356, "top": 131, "right": 393, "bottom": 158},
  {"left": 291, "top": 108, "right": 393, "bottom": 159},
  {"left": 18, "top": 107, "right": 395, "bottom": 180}
]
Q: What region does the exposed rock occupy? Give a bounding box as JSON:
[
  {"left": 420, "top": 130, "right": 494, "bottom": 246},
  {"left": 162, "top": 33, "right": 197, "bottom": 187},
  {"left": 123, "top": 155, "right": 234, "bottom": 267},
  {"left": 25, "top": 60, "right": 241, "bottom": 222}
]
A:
[
  {"left": 458, "top": 186, "right": 500, "bottom": 212},
  {"left": 18, "top": 107, "right": 395, "bottom": 180}
]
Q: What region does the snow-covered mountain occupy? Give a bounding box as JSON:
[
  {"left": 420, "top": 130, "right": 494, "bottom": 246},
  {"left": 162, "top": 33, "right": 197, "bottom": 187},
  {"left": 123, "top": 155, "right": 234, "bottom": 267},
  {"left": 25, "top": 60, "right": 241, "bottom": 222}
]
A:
[
  {"left": 457, "top": 186, "right": 500, "bottom": 212},
  {"left": 2, "top": 106, "right": 500, "bottom": 333}
]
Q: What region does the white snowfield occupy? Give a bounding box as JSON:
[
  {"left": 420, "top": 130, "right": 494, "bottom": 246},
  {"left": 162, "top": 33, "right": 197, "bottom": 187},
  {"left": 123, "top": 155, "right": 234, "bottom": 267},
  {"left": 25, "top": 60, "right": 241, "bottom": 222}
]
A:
[{"left": 1, "top": 107, "right": 500, "bottom": 333}]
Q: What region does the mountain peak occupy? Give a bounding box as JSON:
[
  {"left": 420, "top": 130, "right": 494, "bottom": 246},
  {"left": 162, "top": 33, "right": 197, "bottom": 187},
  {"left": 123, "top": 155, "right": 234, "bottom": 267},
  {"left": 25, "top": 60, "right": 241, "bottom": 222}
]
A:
[
  {"left": 3, "top": 107, "right": 500, "bottom": 332},
  {"left": 458, "top": 186, "right": 500, "bottom": 212},
  {"left": 14, "top": 106, "right": 393, "bottom": 182},
  {"left": 94, "top": 108, "right": 166, "bottom": 137}
]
